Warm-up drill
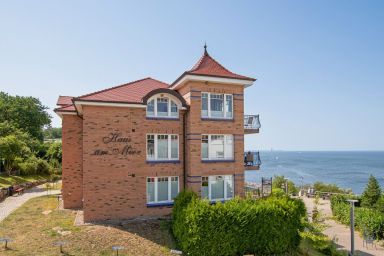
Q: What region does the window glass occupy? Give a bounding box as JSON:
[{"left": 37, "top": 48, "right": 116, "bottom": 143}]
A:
[
  {"left": 201, "top": 176, "right": 209, "bottom": 199},
  {"left": 224, "top": 135, "right": 234, "bottom": 160},
  {"left": 201, "top": 93, "right": 208, "bottom": 117},
  {"left": 225, "top": 95, "right": 233, "bottom": 118},
  {"left": 210, "top": 176, "right": 224, "bottom": 200},
  {"left": 157, "top": 177, "right": 169, "bottom": 201},
  {"left": 210, "top": 94, "right": 224, "bottom": 118},
  {"left": 147, "top": 99, "right": 155, "bottom": 116},
  {"left": 147, "top": 177, "right": 155, "bottom": 202},
  {"left": 157, "top": 135, "right": 168, "bottom": 159},
  {"left": 226, "top": 176, "right": 234, "bottom": 199},
  {"left": 171, "top": 135, "right": 178, "bottom": 159},
  {"left": 147, "top": 135, "right": 155, "bottom": 159},
  {"left": 210, "top": 135, "right": 224, "bottom": 159},
  {"left": 201, "top": 135, "right": 209, "bottom": 159},
  {"left": 157, "top": 98, "right": 168, "bottom": 116},
  {"left": 171, "top": 177, "right": 179, "bottom": 199},
  {"left": 171, "top": 101, "right": 178, "bottom": 117}
]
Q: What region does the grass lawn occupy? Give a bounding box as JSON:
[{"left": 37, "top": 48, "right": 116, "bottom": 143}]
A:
[
  {"left": 0, "top": 196, "right": 176, "bottom": 256},
  {"left": 0, "top": 174, "right": 51, "bottom": 189}
]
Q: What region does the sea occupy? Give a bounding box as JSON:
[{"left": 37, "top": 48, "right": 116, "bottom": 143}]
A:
[{"left": 244, "top": 151, "right": 384, "bottom": 195}]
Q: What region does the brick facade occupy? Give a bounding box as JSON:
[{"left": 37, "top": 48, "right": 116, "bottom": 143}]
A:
[{"left": 57, "top": 49, "right": 257, "bottom": 222}]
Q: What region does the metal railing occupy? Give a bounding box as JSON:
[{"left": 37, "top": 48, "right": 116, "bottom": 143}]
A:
[
  {"left": 244, "top": 115, "right": 261, "bottom": 130},
  {"left": 244, "top": 151, "right": 261, "bottom": 167}
]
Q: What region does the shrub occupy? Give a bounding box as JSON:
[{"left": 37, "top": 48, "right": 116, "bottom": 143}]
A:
[
  {"left": 19, "top": 156, "right": 52, "bottom": 175},
  {"left": 172, "top": 191, "right": 306, "bottom": 256},
  {"left": 331, "top": 194, "right": 384, "bottom": 239}
]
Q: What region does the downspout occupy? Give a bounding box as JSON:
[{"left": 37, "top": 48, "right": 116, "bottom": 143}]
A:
[{"left": 183, "top": 110, "right": 187, "bottom": 190}]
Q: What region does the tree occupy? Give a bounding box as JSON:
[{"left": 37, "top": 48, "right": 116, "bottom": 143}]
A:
[
  {"left": 43, "top": 127, "right": 62, "bottom": 140},
  {"left": 45, "top": 141, "right": 62, "bottom": 166},
  {"left": 272, "top": 175, "right": 298, "bottom": 195},
  {"left": 0, "top": 92, "right": 51, "bottom": 141},
  {"left": 0, "top": 135, "right": 30, "bottom": 175},
  {"left": 361, "top": 175, "right": 382, "bottom": 208}
]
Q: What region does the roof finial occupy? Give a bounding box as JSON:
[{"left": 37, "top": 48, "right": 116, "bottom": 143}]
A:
[{"left": 204, "top": 42, "right": 208, "bottom": 55}]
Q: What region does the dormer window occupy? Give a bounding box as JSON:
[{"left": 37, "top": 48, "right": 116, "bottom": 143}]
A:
[{"left": 146, "top": 95, "right": 179, "bottom": 118}]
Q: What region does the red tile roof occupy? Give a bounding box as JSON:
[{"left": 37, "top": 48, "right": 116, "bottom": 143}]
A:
[
  {"left": 74, "top": 77, "right": 169, "bottom": 104},
  {"left": 188, "top": 50, "right": 255, "bottom": 81},
  {"left": 57, "top": 96, "right": 74, "bottom": 106},
  {"left": 171, "top": 49, "right": 255, "bottom": 86}
]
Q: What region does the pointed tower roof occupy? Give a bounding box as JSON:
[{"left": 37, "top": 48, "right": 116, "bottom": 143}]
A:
[{"left": 171, "top": 45, "right": 256, "bottom": 88}]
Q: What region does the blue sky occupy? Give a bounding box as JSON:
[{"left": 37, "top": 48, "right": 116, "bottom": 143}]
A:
[{"left": 1, "top": 1, "right": 383, "bottom": 151}]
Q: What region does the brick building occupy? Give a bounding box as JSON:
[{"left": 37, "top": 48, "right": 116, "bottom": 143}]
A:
[{"left": 55, "top": 47, "right": 261, "bottom": 222}]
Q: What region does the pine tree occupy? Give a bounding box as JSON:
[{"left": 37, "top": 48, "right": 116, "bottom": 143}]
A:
[{"left": 361, "top": 175, "right": 382, "bottom": 208}]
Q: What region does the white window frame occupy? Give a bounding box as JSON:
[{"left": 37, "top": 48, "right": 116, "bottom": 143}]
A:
[
  {"left": 201, "top": 175, "right": 234, "bottom": 201},
  {"left": 146, "top": 95, "right": 180, "bottom": 118},
  {"left": 146, "top": 176, "right": 179, "bottom": 204},
  {"left": 201, "top": 134, "right": 234, "bottom": 161},
  {"left": 201, "top": 92, "right": 233, "bottom": 119},
  {"left": 146, "top": 134, "right": 179, "bottom": 161}
]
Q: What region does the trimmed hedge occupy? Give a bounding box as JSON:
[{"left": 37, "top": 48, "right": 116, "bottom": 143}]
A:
[
  {"left": 172, "top": 191, "right": 306, "bottom": 256},
  {"left": 331, "top": 194, "right": 384, "bottom": 239}
]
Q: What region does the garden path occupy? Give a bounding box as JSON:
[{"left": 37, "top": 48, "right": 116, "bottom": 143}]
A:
[
  {"left": 0, "top": 185, "right": 60, "bottom": 222},
  {"left": 302, "top": 196, "right": 384, "bottom": 256}
]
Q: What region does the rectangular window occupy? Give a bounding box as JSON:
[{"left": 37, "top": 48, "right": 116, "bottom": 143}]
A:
[
  {"left": 201, "top": 93, "right": 208, "bottom": 117},
  {"left": 201, "top": 135, "right": 209, "bottom": 159},
  {"left": 171, "top": 135, "right": 178, "bottom": 159},
  {"left": 146, "top": 176, "right": 179, "bottom": 203},
  {"left": 201, "top": 175, "right": 234, "bottom": 201},
  {"left": 147, "top": 99, "right": 155, "bottom": 116},
  {"left": 157, "top": 135, "right": 168, "bottom": 159},
  {"left": 147, "top": 134, "right": 179, "bottom": 161},
  {"left": 201, "top": 92, "right": 233, "bottom": 119},
  {"left": 147, "top": 135, "right": 155, "bottom": 159},
  {"left": 171, "top": 101, "right": 178, "bottom": 117},
  {"left": 201, "top": 134, "right": 234, "bottom": 160},
  {"left": 225, "top": 95, "right": 233, "bottom": 118},
  {"left": 157, "top": 98, "right": 169, "bottom": 117},
  {"left": 201, "top": 176, "right": 209, "bottom": 199}
]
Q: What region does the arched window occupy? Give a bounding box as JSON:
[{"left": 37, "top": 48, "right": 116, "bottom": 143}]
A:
[{"left": 146, "top": 95, "right": 179, "bottom": 118}]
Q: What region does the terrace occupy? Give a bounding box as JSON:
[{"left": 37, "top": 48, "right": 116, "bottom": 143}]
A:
[{"left": 244, "top": 115, "right": 261, "bottom": 134}]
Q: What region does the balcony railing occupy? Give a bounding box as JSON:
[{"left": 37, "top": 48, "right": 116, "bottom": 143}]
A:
[
  {"left": 244, "top": 115, "right": 260, "bottom": 133},
  {"left": 244, "top": 151, "right": 261, "bottom": 170}
]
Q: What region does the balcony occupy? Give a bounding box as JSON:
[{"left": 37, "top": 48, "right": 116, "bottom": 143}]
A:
[
  {"left": 244, "top": 115, "right": 260, "bottom": 134},
  {"left": 244, "top": 151, "right": 261, "bottom": 170}
]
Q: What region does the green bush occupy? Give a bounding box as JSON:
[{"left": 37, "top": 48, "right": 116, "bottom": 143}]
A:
[
  {"left": 172, "top": 191, "right": 306, "bottom": 256},
  {"left": 331, "top": 194, "right": 384, "bottom": 239},
  {"left": 19, "top": 156, "right": 52, "bottom": 175}
]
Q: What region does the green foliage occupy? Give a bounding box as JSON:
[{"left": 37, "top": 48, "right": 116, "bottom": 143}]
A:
[
  {"left": 313, "top": 182, "right": 348, "bottom": 194},
  {"left": 18, "top": 156, "right": 52, "bottom": 175},
  {"left": 375, "top": 195, "right": 384, "bottom": 213},
  {"left": 43, "top": 127, "right": 62, "bottom": 140},
  {"left": 172, "top": 191, "right": 306, "bottom": 256},
  {"left": 299, "top": 221, "right": 346, "bottom": 256},
  {"left": 361, "top": 175, "right": 382, "bottom": 208},
  {"left": 0, "top": 134, "right": 31, "bottom": 174},
  {"left": 272, "top": 175, "right": 298, "bottom": 195},
  {"left": 45, "top": 141, "right": 62, "bottom": 164},
  {"left": 0, "top": 92, "right": 51, "bottom": 141},
  {"left": 331, "top": 194, "right": 384, "bottom": 239}
]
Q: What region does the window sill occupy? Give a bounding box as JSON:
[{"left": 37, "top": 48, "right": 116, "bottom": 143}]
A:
[
  {"left": 146, "top": 160, "right": 180, "bottom": 164},
  {"left": 146, "top": 116, "right": 179, "bottom": 121},
  {"left": 201, "top": 117, "right": 234, "bottom": 122},
  {"left": 146, "top": 202, "right": 174, "bottom": 207},
  {"left": 201, "top": 159, "right": 235, "bottom": 163}
]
